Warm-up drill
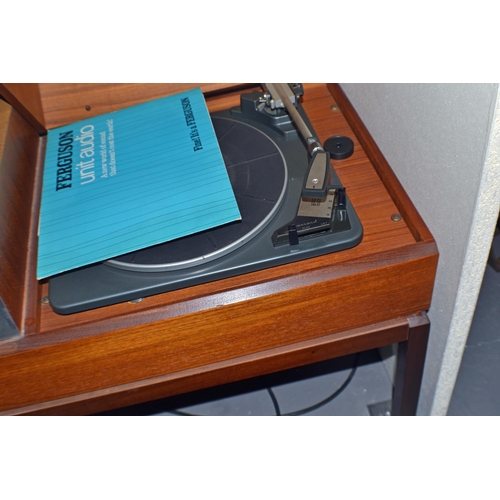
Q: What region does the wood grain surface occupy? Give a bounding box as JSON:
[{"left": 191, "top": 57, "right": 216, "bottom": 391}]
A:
[
  {"left": 0, "top": 83, "right": 438, "bottom": 414},
  {"left": 0, "top": 101, "right": 43, "bottom": 334},
  {"left": 0, "top": 84, "right": 46, "bottom": 133},
  {"left": 41, "top": 83, "right": 253, "bottom": 129},
  {"left": 4, "top": 316, "right": 413, "bottom": 416},
  {"left": 0, "top": 99, "right": 12, "bottom": 152}
]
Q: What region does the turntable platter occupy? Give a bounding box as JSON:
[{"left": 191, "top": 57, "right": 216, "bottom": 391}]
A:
[{"left": 105, "top": 117, "right": 287, "bottom": 272}]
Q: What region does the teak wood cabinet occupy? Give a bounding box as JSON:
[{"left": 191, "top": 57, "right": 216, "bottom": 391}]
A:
[{"left": 0, "top": 84, "right": 438, "bottom": 416}]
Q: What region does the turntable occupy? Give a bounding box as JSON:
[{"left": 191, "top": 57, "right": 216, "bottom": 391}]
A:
[{"left": 48, "top": 84, "right": 363, "bottom": 314}]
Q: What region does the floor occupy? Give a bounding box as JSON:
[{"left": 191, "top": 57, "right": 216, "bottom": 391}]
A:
[
  {"left": 447, "top": 258, "right": 500, "bottom": 415},
  {"left": 98, "top": 249, "right": 500, "bottom": 417}
]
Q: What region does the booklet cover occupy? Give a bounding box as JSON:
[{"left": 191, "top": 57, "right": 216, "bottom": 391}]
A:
[{"left": 37, "top": 87, "right": 241, "bottom": 279}]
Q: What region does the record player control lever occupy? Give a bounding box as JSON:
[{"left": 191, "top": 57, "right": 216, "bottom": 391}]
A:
[
  {"left": 337, "top": 188, "right": 346, "bottom": 208},
  {"left": 288, "top": 224, "right": 299, "bottom": 245}
]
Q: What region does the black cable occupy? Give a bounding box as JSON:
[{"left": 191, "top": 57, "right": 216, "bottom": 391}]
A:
[
  {"left": 168, "top": 353, "right": 360, "bottom": 416},
  {"left": 268, "top": 352, "right": 360, "bottom": 416},
  {"left": 168, "top": 409, "right": 195, "bottom": 416},
  {"left": 267, "top": 386, "right": 282, "bottom": 416}
]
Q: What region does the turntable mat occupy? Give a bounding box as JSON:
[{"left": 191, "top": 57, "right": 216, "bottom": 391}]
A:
[{"left": 107, "top": 116, "right": 287, "bottom": 270}]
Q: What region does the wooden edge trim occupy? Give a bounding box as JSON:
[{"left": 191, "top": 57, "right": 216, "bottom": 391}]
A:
[
  {"left": 327, "top": 84, "right": 434, "bottom": 243},
  {"left": 203, "top": 83, "right": 258, "bottom": 98},
  {"left": 6, "top": 238, "right": 438, "bottom": 353},
  {"left": 407, "top": 311, "right": 430, "bottom": 329},
  {"left": 5, "top": 316, "right": 410, "bottom": 415},
  {"left": 22, "top": 136, "right": 46, "bottom": 335},
  {"left": 0, "top": 84, "right": 46, "bottom": 135},
  {"left": 0, "top": 107, "right": 42, "bottom": 332}
]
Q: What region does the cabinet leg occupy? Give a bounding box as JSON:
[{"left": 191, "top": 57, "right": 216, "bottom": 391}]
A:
[{"left": 392, "top": 313, "right": 430, "bottom": 416}]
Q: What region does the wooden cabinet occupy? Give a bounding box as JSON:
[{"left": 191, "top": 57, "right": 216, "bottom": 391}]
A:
[{"left": 0, "top": 84, "right": 438, "bottom": 415}]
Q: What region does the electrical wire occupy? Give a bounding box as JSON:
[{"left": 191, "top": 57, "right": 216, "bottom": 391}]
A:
[
  {"left": 268, "top": 352, "right": 360, "bottom": 416},
  {"left": 267, "top": 385, "right": 282, "bottom": 416},
  {"left": 168, "top": 409, "right": 195, "bottom": 416},
  {"left": 168, "top": 353, "right": 360, "bottom": 417}
]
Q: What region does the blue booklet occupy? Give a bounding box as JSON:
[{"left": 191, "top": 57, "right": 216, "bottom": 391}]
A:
[{"left": 37, "top": 88, "right": 241, "bottom": 279}]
